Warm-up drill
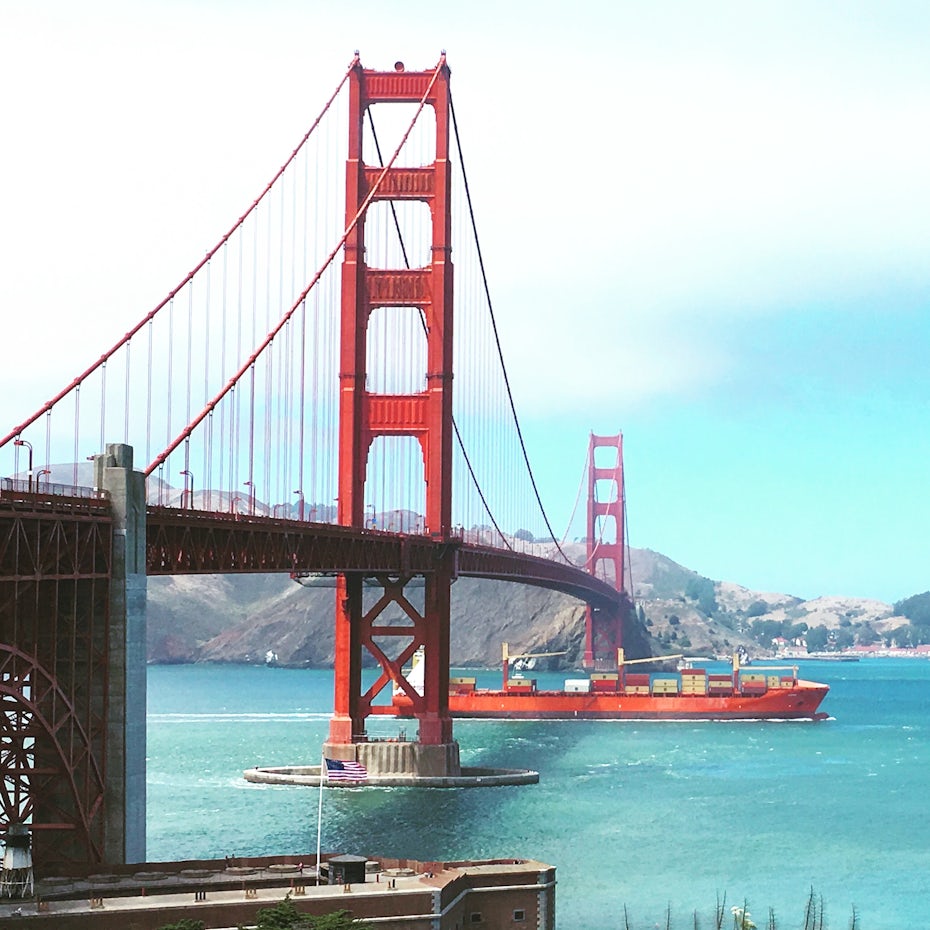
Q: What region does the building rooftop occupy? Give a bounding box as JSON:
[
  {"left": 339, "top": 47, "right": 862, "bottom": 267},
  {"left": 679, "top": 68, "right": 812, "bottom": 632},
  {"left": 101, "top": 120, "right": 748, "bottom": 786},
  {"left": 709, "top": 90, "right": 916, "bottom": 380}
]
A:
[{"left": 1, "top": 853, "right": 556, "bottom": 929}]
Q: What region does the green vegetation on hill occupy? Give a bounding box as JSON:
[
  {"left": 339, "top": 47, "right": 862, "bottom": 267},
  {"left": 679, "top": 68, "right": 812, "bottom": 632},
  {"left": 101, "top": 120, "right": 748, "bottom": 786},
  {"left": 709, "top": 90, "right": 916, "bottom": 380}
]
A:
[
  {"left": 894, "top": 591, "right": 930, "bottom": 626},
  {"left": 684, "top": 576, "right": 717, "bottom": 615}
]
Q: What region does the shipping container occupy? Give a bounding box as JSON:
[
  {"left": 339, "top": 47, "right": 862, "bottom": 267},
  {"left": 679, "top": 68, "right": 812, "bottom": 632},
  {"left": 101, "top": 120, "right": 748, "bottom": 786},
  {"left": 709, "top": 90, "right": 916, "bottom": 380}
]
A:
[
  {"left": 564, "top": 679, "right": 590, "bottom": 693},
  {"left": 681, "top": 681, "right": 708, "bottom": 694},
  {"left": 651, "top": 678, "right": 680, "bottom": 695}
]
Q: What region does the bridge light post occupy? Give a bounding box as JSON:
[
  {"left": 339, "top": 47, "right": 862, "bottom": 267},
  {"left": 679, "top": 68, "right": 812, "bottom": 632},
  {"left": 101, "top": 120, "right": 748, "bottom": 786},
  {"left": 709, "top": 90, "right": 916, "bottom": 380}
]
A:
[
  {"left": 294, "top": 489, "right": 304, "bottom": 521},
  {"left": 13, "top": 439, "right": 33, "bottom": 493},
  {"left": 180, "top": 469, "right": 194, "bottom": 509},
  {"left": 366, "top": 503, "right": 376, "bottom": 528},
  {"left": 37, "top": 468, "right": 51, "bottom": 488},
  {"left": 272, "top": 503, "right": 287, "bottom": 518},
  {"left": 244, "top": 480, "right": 256, "bottom": 516}
]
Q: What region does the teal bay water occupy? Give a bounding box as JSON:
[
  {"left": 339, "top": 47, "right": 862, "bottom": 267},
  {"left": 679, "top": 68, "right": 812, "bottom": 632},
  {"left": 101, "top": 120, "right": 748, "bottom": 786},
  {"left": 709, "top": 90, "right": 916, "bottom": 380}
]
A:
[{"left": 148, "top": 659, "right": 930, "bottom": 929}]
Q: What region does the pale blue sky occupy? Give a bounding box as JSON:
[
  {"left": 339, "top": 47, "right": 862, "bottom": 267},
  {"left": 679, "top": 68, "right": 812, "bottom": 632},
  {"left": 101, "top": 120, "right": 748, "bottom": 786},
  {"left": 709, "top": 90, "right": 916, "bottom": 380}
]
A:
[{"left": 2, "top": 1, "right": 929, "bottom": 602}]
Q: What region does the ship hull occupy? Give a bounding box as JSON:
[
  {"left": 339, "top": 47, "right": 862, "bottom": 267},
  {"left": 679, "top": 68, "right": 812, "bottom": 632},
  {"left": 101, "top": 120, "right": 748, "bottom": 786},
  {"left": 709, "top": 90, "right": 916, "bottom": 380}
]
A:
[{"left": 395, "top": 680, "right": 829, "bottom": 721}]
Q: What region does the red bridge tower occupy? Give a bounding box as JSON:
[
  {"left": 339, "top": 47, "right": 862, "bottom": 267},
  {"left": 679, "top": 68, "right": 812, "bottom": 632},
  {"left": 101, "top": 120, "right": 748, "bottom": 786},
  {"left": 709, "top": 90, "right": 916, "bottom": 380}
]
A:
[
  {"left": 325, "top": 57, "right": 459, "bottom": 776},
  {"left": 583, "top": 433, "right": 630, "bottom": 669}
]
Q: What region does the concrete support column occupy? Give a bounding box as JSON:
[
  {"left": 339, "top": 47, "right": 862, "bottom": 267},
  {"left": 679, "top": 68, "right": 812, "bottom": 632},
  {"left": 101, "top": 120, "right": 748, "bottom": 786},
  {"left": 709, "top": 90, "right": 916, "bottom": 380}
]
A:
[{"left": 95, "top": 443, "right": 147, "bottom": 863}]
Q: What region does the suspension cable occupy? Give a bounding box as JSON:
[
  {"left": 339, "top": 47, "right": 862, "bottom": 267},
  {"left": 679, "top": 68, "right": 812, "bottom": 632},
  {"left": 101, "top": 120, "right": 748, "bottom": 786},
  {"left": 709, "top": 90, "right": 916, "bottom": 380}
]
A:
[
  {"left": 449, "top": 92, "right": 568, "bottom": 560},
  {"left": 146, "top": 57, "right": 447, "bottom": 477},
  {"left": 453, "top": 419, "right": 512, "bottom": 549},
  {"left": 559, "top": 450, "right": 589, "bottom": 551},
  {"left": 0, "top": 55, "right": 360, "bottom": 452},
  {"left": 367, "top": 102, "right": 513, "bottom": 547}
]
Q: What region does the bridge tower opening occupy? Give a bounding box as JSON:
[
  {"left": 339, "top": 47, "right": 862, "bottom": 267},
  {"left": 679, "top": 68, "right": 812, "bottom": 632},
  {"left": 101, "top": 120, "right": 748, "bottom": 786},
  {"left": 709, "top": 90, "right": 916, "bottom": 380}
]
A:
[
  {"left": 326, "top": 56, "right": 460, "bottom": 777},
  {"left": 583, "top": 433, "right": 631, "bottom": 670}
]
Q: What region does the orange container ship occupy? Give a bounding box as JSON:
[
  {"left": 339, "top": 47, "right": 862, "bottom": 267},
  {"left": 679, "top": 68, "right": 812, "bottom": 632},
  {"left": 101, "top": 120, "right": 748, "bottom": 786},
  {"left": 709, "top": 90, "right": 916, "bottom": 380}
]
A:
[{"left": 393, "top": 648, "right": 829, "bottom": 721}]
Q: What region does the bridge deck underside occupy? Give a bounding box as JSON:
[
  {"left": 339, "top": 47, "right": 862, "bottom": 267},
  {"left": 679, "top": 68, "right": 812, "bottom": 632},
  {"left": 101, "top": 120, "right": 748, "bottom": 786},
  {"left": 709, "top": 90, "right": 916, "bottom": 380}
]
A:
[{"left": 146, "top": 507, "right": 619, "bottom": 608}]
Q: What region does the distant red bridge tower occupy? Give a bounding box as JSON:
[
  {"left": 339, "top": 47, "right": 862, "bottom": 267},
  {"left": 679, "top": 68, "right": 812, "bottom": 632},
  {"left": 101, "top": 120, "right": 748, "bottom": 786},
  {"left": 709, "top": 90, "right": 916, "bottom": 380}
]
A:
[{"left": 583, "top": 433, "right": 630, "bottom": 669}]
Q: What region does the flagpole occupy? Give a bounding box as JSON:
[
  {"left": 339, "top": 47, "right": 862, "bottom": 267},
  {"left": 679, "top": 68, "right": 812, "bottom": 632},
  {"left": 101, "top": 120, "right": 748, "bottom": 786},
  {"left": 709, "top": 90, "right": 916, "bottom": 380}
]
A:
[{"left": 316, "top": 749, "right": 325, "bottom": 879}]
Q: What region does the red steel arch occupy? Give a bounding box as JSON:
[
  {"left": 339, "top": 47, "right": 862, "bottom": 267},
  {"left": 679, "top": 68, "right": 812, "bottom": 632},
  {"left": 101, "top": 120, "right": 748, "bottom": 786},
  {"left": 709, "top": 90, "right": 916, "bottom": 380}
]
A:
[{"left": 0, "top": 644, "right": 106, "bottom": 867}]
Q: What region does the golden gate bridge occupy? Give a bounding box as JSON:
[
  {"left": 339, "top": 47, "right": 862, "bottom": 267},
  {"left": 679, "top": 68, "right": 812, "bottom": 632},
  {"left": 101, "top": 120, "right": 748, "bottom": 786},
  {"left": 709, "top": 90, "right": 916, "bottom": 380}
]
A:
[{"left": 0, "top": 55, "right": 630, "bottom": 871}]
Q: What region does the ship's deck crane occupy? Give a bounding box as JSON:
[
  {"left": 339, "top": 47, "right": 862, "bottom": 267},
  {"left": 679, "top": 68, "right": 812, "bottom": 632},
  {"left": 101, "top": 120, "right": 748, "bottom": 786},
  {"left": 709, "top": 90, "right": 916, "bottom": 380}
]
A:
[
  {"left": 616, "top": 648, "right": 683, "bottom": 667},
  {"left": 502, "top": 642, "right": 567, "bottom": 688}
]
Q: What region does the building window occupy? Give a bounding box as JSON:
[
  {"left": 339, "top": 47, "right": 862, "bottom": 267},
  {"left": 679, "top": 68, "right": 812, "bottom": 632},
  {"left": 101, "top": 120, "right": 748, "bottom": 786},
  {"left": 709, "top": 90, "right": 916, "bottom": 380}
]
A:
[
  {"left": 513, "top": 909, "right": 526, "bottom": 922},
  {"left": 469, "top": 913, "right": 482, "bottom": 924}
]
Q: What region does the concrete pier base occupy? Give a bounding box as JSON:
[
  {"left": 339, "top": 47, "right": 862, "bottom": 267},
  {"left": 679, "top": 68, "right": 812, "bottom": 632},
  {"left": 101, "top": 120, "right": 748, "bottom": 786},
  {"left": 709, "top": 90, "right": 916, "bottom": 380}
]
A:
[
  {"left": 245, "top": 734, "right": 540, "bottom": 788},
  {"left": 323, "top": 740, "right": 462, "bottom": 779},
  {"left": 247, "top": 736, "right": 538, "bottom": 787},
  {"left": 243, "top": 763, "right": 538, "bottom": 788}
]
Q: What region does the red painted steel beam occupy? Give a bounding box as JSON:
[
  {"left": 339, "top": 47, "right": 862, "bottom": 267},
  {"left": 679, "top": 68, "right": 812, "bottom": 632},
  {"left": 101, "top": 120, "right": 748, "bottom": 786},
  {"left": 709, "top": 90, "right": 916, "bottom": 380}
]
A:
[
  {"left": 332, "top": 57, "right": 456, "bottom": 747},
  {"left": 145, "top": 506, "right": 620, "bottom": 608}
]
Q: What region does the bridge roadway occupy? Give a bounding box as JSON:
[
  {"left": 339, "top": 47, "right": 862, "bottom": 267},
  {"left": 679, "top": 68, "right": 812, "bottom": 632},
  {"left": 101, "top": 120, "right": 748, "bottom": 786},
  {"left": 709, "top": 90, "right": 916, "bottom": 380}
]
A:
[{"left": 146, "top": 506, "right": 620, "bottom": 608}]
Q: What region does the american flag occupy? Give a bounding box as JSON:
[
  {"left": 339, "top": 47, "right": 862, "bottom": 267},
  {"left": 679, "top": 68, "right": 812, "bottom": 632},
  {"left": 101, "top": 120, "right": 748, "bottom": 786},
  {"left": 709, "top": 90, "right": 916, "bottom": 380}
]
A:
[{"left": 324, "top": 757, "right": 368, "bottom": 783}]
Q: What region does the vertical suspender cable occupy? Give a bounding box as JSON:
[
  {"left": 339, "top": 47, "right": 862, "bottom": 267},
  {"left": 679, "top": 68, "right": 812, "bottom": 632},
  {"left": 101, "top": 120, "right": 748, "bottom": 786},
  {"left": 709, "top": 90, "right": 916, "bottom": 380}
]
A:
[
  {"left": 298, "top": 299, "right": 306, "bottom": 516},
  {"left": 251, "top": 207, "right": 258, "bottom": 507},
  {"left": 99, "top": 361, "right": 106, "bottom": 455},
  {"left": 265, "top": 198, "right": 273, "bottom": 512},
  {"left": 186, "top": 281, "right": 193, "bottom": 430},
  {"left": 203, "top": 261, "right": 211, "bottom": 503},
  {"left": 297, "top": 138, "right": 308, "bottom": 513},
  {"left": 166, "top": 298, "right": 174, "bottom": 454},
  {"left": 44, "top": 411, "right": 51, "bottom": 479},
  {"left": 233, "top": 228, "right": 244, "bottom": 504},
  {"left": 124, "top": 342, "right": 131, "bottom": 444},
  {"left": 73, "top": 385, "right": 80, "bottom": 487},
  {"left": 205, "top": 410, "right": 214, "bottom": 511},
  {"left": 146, "top": 320, "right": 154, "bottom": 469},
  {"left": 248, "top": 363, "right": 256, "bottom": 513},
  {"left": 218, "top": 245, "right": 228, "bottom": 502}
]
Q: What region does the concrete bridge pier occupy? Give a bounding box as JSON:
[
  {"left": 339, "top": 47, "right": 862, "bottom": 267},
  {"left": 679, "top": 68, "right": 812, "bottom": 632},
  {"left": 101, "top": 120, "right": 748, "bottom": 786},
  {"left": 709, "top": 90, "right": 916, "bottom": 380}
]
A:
[
  {"left": 94, "top": 443, "right": 147, "bottom": 863},
  {"left": 322, "top": 739, "right": 461, "bottom": 779}
]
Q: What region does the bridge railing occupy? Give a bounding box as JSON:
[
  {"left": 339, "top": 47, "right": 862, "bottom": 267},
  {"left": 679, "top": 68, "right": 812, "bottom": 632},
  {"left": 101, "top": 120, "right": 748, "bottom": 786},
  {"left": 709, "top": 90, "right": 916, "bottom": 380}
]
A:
[{"left": 1, "top": 477, "right": 109, "bottom": 502}]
